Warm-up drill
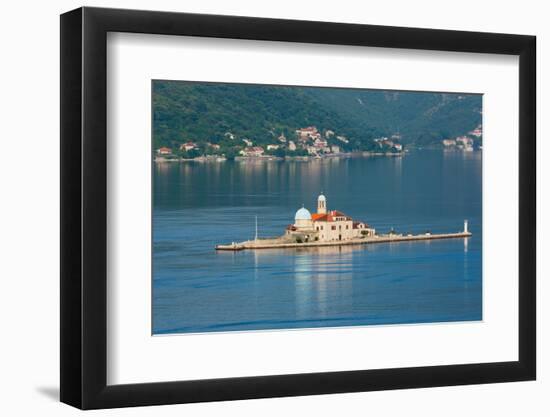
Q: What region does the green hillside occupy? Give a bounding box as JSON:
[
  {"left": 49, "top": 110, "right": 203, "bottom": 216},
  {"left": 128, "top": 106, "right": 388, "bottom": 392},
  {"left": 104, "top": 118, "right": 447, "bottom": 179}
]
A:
[
  {"left": 307, "top": 88, "right": 482, "bottom": 146},
  {"left": 152, "top": 81, "right": 482, "bottom": 154}
]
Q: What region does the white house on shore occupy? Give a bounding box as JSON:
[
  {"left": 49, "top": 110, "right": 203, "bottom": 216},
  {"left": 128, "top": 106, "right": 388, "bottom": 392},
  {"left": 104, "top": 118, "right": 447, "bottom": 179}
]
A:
[
  {"left": 156, "top": 147, "right": 172, "bottom": 155},
  {"left": 179, "top": 142, "right": 197, "bottom": 151},
  {"left": 239, "top": 146, "right": 265, "bottom": 157},
  {"left": 285, "top": 194, "right": 375, "bottom": 243}
]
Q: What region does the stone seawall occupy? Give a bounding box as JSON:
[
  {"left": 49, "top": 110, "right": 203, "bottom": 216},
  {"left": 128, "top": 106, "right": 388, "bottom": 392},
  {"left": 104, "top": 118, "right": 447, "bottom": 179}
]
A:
[{"left": 215, "top": 231, "right": 472, "bottom": 251}]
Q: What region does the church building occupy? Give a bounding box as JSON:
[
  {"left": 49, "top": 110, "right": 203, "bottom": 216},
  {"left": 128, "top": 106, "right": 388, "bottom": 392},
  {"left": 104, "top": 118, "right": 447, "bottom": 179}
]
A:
[{"left": 286, "top": 194, "right": 375, "bottom": 243}]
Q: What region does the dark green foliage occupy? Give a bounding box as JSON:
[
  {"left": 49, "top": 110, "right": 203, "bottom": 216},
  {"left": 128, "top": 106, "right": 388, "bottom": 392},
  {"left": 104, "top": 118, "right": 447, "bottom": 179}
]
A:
[
  {"left": 153, "top": 81, "right": 482, "bottom": 151},
  {"left": 307, "top": 89, "right": 482, "bottom": 146}
]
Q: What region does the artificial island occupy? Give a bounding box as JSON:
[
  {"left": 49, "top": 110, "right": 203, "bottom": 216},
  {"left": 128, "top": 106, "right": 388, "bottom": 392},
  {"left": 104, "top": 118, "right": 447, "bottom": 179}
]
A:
[{"left": 215, "top": 194, "right": 471, "bottom": 251}]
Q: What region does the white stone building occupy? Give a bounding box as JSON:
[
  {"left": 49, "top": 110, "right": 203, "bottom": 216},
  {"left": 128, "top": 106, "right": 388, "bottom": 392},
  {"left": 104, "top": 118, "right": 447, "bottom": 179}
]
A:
[
  {"left": 179, "top": 142, "right": 197, "bottom": 151},
  {"left": 285, "top": 194, "right": 375, "bottom": 243},
  {"left": 156, "top": 147, "right": 172, "bottom": 155},
  {"left": 296, "top": 126, "right": 318, "bottom": 139},
  {"left": 239, "top": 146, "right": 265, "bottom": 157},
  {"left": 442, "top": 139, "right": 457, "bottom": 147},
  {"left": 469, "top": 125, "right": 482, "bottom": 137}
]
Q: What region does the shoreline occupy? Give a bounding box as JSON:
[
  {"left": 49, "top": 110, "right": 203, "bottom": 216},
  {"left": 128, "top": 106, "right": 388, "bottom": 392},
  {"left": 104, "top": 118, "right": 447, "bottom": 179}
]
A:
[
  {"left": 215, "top": 231, "right": 472, "bottom": 251},
  {"left": 154, "top": 151, "right": 406, "bottom": 163},
  {"left": 154, "top": 148, "right": 482, "bottom": 163}
]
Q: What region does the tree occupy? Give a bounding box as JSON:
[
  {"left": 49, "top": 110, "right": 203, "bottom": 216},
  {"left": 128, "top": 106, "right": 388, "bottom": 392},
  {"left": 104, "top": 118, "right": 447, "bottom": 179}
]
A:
[{"left": 273, "top": 148, "right": 286, "bottom": 158}]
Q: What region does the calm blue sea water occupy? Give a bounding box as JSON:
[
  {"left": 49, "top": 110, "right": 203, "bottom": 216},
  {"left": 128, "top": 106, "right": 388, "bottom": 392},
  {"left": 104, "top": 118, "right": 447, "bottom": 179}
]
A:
[{"left": 152, "top": 150, "right": 482, "bottom": 334}]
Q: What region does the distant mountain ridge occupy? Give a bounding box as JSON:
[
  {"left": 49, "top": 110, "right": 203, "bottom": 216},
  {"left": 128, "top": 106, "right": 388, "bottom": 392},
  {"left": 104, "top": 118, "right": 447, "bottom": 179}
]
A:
[
  {"left": 153, "top": 81, "right": 482, "bottom": 151},
  {"left": 306, "top": 89, "right": 482, "bottom": 146}
]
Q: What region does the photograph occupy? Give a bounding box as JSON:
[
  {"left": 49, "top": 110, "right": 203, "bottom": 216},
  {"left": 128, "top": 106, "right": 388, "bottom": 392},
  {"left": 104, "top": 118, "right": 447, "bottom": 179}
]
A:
[
  {"left": 50, "top": 2, "right": 538, "bottom": 412},
  {"left": 152, "top": 81, "right": 483, "bottom": 335}
]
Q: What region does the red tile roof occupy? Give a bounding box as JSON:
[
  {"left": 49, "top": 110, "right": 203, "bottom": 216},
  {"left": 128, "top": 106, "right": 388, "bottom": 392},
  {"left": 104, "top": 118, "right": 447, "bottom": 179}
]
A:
[
  {"left": 297, "top": 126, "right": 317, "bottom": 132},
  {"left": 312, "top": 210, "right": 353, "bottom": 222}
]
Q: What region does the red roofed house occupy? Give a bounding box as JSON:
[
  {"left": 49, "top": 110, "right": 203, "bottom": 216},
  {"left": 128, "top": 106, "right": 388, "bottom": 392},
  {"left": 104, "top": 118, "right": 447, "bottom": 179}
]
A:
[
  {"left": 469, "top": 125, "right": 482, "bottom": 137},
  {"left": 456, "top": 136, "right": 473, "bottom": 146},
  {"left": 296, "top": 126, "right": 319, "bottom": 141},
  {"left": 157, "top": 147, "right": 172, "bottom": 155},
  {"left": 285, "top": 194, "right": 375, "bottom": 243},
  {"left": 239, "top": 146, "right": 265, "bottom": 157},
  {"left": 180, "top": 142, "right": 197, "bottom": 151},
  {"left": 313, "top": 138, "right": 328, "bottom": 148}
]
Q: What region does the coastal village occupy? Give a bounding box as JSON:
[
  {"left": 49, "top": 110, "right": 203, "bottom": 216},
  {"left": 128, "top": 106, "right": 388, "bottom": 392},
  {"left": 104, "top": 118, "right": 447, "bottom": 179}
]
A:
[
  {"left": 154, "top": 126, "right": 408, "bottom": 162},
  {"left": 216, "top": 194, "right": 471, "bottom": 251},
  {"left": 441, "top": 124, "right": 483, "bottom": 151},
  {"left": 155, "top": 123, "right": 482, "bottom": 162}
]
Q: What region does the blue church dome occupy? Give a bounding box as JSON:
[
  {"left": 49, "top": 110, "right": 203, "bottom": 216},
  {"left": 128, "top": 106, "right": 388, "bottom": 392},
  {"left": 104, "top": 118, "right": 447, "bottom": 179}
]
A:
[{"left": 295, "top": 207, "right": 312, "bottom": 221}]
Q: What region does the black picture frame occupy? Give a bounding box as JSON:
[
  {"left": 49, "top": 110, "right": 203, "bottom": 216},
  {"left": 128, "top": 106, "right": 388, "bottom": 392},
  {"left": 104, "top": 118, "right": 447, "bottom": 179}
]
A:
[{"left": 60, "top": 6, "right": 536, "bottom": 410}]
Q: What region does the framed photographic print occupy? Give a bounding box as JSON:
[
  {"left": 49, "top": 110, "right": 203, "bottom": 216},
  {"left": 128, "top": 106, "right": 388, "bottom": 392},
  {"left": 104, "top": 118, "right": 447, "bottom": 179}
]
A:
[{"left": 60, "top": 7, "right": 536, "bottom": 409}]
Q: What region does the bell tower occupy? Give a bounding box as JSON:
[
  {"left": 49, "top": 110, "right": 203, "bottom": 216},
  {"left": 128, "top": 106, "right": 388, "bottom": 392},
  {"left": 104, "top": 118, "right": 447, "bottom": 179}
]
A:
[{"left": 317, "top": 193, "right": 327, "bottom": 214}]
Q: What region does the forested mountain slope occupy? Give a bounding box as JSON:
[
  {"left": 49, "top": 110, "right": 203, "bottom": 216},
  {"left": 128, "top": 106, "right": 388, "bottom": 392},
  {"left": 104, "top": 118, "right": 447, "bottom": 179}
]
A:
[{"left": 153, "top": 81, "right": 482, "bottom": 150}]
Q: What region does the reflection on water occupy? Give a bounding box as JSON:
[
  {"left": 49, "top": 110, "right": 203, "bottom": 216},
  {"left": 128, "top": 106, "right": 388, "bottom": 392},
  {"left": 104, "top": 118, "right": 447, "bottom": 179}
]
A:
[
  {"left": 290, "top": 246, "right": 355, "bottom": 320},
  {"left": 153, "top": 151, "right": 482, "bottom": 334}
]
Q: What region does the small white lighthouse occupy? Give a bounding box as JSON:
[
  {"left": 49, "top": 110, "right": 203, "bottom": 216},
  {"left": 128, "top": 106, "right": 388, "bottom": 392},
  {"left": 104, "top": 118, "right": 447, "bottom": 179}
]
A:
[{"left": 464, "top": 219, "right": 469, "bottom": 233}]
